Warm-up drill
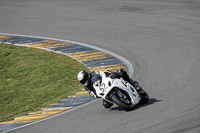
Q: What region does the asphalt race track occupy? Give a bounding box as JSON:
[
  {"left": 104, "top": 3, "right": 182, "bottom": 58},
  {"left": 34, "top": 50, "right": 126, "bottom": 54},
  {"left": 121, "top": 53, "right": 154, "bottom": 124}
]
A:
[{"left": 1, "top": 0, "right": 200, "bottom": 133}]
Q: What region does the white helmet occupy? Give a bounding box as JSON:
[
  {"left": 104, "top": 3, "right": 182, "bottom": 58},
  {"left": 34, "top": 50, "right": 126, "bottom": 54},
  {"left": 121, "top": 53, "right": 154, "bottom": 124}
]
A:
[{"left": 77, "top": 70, "right": 89, "bottom": 86}]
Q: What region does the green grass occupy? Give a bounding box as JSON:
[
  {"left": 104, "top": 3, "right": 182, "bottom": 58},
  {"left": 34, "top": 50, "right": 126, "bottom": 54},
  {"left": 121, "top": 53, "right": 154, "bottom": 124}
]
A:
[{"left": 0, "top": 43, "right": 88, "bottom": 122}]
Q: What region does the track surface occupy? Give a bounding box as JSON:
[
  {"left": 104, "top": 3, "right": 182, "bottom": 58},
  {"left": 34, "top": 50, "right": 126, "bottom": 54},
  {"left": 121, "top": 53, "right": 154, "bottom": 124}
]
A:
[{"left": 1, "top": 0, "right": 200, "bottom": 132}]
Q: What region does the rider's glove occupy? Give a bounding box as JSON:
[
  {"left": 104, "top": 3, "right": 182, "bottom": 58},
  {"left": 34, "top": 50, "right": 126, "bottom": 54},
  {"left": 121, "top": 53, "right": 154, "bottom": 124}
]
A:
[
  {"left": 104, "top": 70, "right": 112, "bottom": 77},
  {"left": 90, "top": 91, "right": 100, "bottom": 99}
]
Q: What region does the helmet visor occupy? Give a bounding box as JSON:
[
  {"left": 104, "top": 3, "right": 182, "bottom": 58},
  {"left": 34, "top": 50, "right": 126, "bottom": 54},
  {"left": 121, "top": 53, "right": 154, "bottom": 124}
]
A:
[{"left": 80, "top": 77, "right": 88, "bottom": 85}]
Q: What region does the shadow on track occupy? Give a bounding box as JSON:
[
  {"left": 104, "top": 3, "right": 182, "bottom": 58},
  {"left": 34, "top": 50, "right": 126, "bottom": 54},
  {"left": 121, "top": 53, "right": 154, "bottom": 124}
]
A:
[{"left": 109, "top": 98, "right": 162, "bottom": 111}]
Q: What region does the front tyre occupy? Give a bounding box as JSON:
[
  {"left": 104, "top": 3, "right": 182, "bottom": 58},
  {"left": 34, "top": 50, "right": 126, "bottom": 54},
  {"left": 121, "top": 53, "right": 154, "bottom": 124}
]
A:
[
  {"left": 103, "top": 100, "right": 113, "bottom": 108},
  {"left": 110, "top": 94, "right": 134, "bottom": 110}
]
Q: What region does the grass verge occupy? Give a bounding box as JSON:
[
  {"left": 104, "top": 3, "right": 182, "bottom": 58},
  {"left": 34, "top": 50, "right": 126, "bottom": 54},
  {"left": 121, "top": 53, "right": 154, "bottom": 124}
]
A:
[{"left": 0, "top": 43, "right": 88, "bottom": 122}]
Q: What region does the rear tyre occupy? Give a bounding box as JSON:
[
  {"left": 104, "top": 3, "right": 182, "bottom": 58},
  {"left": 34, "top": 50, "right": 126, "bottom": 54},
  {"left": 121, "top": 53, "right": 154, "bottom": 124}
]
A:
[
  {"left": 139, "top": 89, "right": 149, "bottom": 104},
  {"left": 110, "top": 94, "right": 134, "bottom": 110}
]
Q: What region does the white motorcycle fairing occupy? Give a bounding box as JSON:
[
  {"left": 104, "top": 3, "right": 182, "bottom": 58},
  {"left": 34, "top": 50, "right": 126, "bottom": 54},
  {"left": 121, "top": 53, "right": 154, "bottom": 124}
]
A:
[{"left": 93, "top": 72, "right": 141, "bottom": 107}]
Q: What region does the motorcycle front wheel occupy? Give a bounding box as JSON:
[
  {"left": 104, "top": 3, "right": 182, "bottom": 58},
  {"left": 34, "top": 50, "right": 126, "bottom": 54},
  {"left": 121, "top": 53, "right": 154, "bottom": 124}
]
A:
[{"left": 110, "top": 94, "right": 134, "bottom": 111}]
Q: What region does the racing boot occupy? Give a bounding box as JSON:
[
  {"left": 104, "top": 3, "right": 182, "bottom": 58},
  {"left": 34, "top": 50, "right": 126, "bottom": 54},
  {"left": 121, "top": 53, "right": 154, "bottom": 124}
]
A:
[
  {"left": 116, "top": 69, "right": 142, "bottom": 92},
  {"left": 116, "top": 69, "right": 139, "bottom": 87},
  {"left": 129, "top": 79, "right": 139, "bottom": 88},
  {"left": 135, "top": 86, "right": 144, "bottom": 93},
  {"left": 103, "top": 100, "right": 113, "bottom": 108},
  {"left": 129, "top": 79, "right": 144, "bottom": 93}
]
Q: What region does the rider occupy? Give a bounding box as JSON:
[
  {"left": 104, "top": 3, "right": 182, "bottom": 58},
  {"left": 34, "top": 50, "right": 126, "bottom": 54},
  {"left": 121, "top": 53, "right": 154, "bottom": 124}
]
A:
[{"left": 77, "top": 69, "right": 142, "bottom": 108}]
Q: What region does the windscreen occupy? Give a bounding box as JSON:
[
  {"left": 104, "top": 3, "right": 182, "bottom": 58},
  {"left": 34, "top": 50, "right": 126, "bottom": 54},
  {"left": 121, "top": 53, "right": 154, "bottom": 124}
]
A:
[{"left": 91, "top": 74, "right": 102, "bottom": 86}]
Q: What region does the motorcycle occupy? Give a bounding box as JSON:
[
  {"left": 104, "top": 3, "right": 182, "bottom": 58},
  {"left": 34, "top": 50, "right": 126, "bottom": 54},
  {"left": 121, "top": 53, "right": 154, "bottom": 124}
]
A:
[{"left": 92, "top": 72, "right": 149, "bottom": 110}]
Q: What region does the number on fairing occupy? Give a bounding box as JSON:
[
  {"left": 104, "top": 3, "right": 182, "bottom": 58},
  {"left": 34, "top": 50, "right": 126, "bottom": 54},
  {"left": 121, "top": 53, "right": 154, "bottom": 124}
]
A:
[{"left": 99, "top": 83, "right": 105, "bottom": 92}]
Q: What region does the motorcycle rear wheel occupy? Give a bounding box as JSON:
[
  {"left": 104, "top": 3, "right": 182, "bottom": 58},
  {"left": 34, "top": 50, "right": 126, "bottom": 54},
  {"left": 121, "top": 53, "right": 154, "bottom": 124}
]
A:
[{"left": 139, "top": 89, "right": 149, "bottom": 104}]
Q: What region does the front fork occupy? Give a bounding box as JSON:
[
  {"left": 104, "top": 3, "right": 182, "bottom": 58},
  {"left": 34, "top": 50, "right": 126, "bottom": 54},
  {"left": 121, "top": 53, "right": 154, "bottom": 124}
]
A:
[{"left": 108, "top": 89, "right": 132, "bottom": 105}]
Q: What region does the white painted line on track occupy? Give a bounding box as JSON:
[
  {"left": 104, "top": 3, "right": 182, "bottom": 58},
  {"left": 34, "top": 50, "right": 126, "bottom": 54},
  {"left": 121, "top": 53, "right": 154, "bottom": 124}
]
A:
[
  {"left": 0, "top": 33, "right": 134, "bottom": 76},
  {"left": 2, "top": 99, "right": 98, "bottom": 133}
]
